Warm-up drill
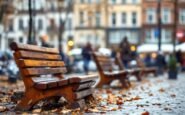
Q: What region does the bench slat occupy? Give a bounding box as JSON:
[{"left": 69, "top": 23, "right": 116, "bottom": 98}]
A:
[
  {"left": 15, "top": 51, "right": 61, "bottom": 60},
  {"left": 10, "top": 42, "right": 59, "bottom": 54},
  {"left": 72, "top": 81, "right": 95, "bottom": 91},
  {"left": 97, "top": 57, "right": 112, "bottom": 62},
  {"left": 22, "top": 67, "right": 67, "bottom": 76},
  {"left": 74, "top": 88, "right": 94, "bottom": 99},
  {"left": 34, "top": 77, "right": 69, "bottom": 89},
  {"left": 19, "top": 60, "right": 65, "bottom": 67},
  {"left": 104, "top": 70, "right": 127, "bottom": 77},
  {"left": 69, "top": 74, "right": 98, "bottom": 83}
]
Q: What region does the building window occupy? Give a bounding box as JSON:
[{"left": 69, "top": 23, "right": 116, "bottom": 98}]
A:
[
  {"left": 161, "top": 29, "right": 172, "bottom": 43},
  {"left": 132, "top": 12, "right": 137, "bottom": 25},
  {"left": 87, "top": 0, "right": 92, "bottom": 3},
  {"left": 132, "top": 0, "right": 137, "bottom": 4},
  {"left": 95, "top": 12, "right": 101, "bottom": 27},
  {"left": 121, "top": 12, "right": 127, "bottom": 25},
  {"left": 145, "top": 29, "right": 156, "bottom": 43},
  {"left": 162, "top": 8, "right": 171, "bottom": 24},
  {"left": 9, "top": 19, "right": 14, "bottom": 32},
  {"left": 122, "top": 0, "right": 126, "bottom": 4},
  {"left": 66, "top": 18, "right": 72, "bottom": 30},
  {"left": 19, "top": 18, "right": 24, "bottom": 30},
  {"left": 111, "top": 13, "right": 116, "bottom": 26},
  {"left": 80, "top": 11, "right": 84, "bottom": 26},
  {"left": 179, "top": 9, "right": 185, "bottom": 24},
  {"left": 38, "top": 19, "right": 43, "bottom": 30},
  {"left": 146, "top": 8, "right": 156, "bottom": 24},
  {"left": 96, "top": 0, "right": 100, "bottom": 4},
  {"left": 80, "top": 0, "right": 85, "bottom": 3},
  {"left": 110, "top": 0, "right": 116, "bottom": 4},
  {"left": 19, "top": 37, "right": 23, "bottom": 43}
]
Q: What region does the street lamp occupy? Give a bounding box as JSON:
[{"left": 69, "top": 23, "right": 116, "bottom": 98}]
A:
[
  {"left": 173, "top": 0, "right": 178, "bottom": 54},
  {"left": 157, "top": 0, "right": 161, "bottom": 52}
]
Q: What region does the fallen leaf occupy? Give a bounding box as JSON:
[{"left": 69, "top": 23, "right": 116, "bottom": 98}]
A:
[
  {"left": 158, "top": 88, "right": 165, "bottom": 92},
  {"left": 116, "top": 100, "right": 124, "bottom": 105},
  {"left": 110, "top": 107, "right": 117, "bottom": 111},
  {"left": 148, "top": 93, "right": 153, "bottom": 96},
  {"left": 141, "top": 111, "right": 150, "bottom": 115},
  {"left": 170, "top": 94, "right": 176, "bottom": 98},
  {"left": 32, "top": 109, "right": 42, "bottom": 113}
]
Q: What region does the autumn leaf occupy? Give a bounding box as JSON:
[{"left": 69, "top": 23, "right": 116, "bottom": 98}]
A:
[
  {"left": 170, "top": 94, "right": 176, "bottom": 98},
  {"left": 158, "top": 88, "right": 165, "bottom": 92},
  {"left": 141, "top": 111, "right": 150, "bottom": 115}
]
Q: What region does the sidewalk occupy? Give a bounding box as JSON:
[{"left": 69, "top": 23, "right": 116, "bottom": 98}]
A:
[
  {"left": 0, "top": 73, "right": 185, "bottom": 114},
  {"left": 88, "top": 73, "right": 185, "bottom": 115}
]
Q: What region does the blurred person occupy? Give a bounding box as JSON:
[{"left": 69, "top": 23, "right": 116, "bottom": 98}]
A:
[
  {"left": 176, "top": 50, "right": 183, "bottom": 69},
  {"left": 119, "top": 36, "right": 131, "bottom": 68},
  {"left": 144, "top": 54, "right": 152, "bottom": 67},
  {"left": 82, "top": 42, "right": 93, "bottom": 74},
  {"left": 40, "top": 35, "right": 52, "bottom": 48},
  {"left": 156, "top": 51, "right": 166, "bottom": 75}
]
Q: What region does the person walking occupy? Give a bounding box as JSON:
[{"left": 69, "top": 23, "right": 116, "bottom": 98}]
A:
[
  {"left": 82, "top": 42, "right": 93, "bottom": 74},
  {"left": 119, "top": 36, "right": 131, "bottom": 68},
  {"left": 156, "top": 52, "right": 166, "bottom": 75}
]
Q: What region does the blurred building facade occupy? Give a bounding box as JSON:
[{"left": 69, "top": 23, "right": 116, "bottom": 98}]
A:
[
  {"left": 74, "top": 0, "right": 142, "bottom": 48},
  {"left": 142, "top": 0, "right": 185, "bottom": 44},
  {"left": 0, "top": 0, "right": 74, "bottom": 52}
]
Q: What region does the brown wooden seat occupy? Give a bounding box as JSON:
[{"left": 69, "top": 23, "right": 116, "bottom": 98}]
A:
[
  {"left": 115, "top": 55, "right": 142, "bottom": 81},
  {"left": 115, "top": 55, "right": 157, "bottom": 80},
  {"left": 136, "top": 57, "right": 158, "bottom": 77},
  {"left": 92, "top": 52, "right": 131, "bottom": 88},
  {"left": 10, "top": 42, "right": 98, "bottom": 111}
]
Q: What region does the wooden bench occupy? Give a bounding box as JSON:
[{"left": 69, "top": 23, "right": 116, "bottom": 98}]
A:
[
  {"left": 10, "top": 42, "right": 98, "bottom": 111},
  {"left": 115, "top": 55, "right": 157, "bottom": 79},
  {"left": 115, "top": 55, "right": 142, "bottom": 81},
  {"left": 92, "top": 52, "right": 131, "bottom": 88},
  {"left": 136, "top": 57, "right": 158, "bottom": 77}
]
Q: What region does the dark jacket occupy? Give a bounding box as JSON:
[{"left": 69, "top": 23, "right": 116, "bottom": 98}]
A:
[{"left": 82, "top": 47, "right": 92, "bottom": 60}]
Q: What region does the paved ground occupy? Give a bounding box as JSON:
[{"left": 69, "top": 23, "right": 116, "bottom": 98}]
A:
[
  {"left": 90, "top": 73, "right": 185, "bottom": 115},
  {"left": 0, "top": 73, "right": 185, "bottom": 115}
]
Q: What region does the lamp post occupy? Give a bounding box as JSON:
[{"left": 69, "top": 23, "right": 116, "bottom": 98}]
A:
[
  {"left": 173, "top": 0, "right": 178, "bottom": 54},
  {"left": 28, "top": 0, "right": 33, "bottom": 44},
  {"left": 157, "top": 0, "right": 162, "bottom": 52}
]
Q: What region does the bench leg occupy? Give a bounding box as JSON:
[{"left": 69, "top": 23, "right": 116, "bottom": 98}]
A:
[
  {"left": 85, "top": 94, "right": 96, "bottom": 103},
  {"left": 15, "top": 95, "right": 41, "bottom": 111},
  {"left": 136, "top": 73, "right": 142, "bottom": 81},
  {"left": 120, "top": 79, "right": 130, "bottom": 88},
  {"left": 96, "top": 78, "right": 112, "bottom": 88}
]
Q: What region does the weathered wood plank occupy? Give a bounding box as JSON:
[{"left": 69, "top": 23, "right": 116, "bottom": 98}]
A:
[
  {"left": 69, "top": 74, "right": 98, "bottom": 83},
  {"left": 97, "top": 56, "right": 112, "bottom": 62},
  {"left": 104, "top": 70, "right": 127, "bottom": 77},
  {"left": 14, "top": 51, "right": 61, "bottom": 60},
  {"left": 72, "top": 81, "right": 95, "bottom": 91},
  {"left": 34, "top": 81, "right": 58, "bottom": 89},
  {"left": 22, "top": 67, "right": 67, "bottom": 76},
  {"left": 74, "top": 88, "right": 94, "bottom": 99},
  {"left": 32, "top": 77, "right": 60, "bottom": 82},
  {"left": 19, "top": 60, "right": 65, "bottom": 67},
  {"left": 10, "top": 42, "right": 59, "bottom": 54}
]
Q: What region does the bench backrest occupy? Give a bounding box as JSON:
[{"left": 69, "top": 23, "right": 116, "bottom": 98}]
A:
[
  {"left": 114, "top": 55, "right": 125, "bottom": 70},
  {"left": 92, "top": 52, "right": 118, "bottom": 74},
  {"left": 10, "top": 42, "right": 67, "bottom": 90}
]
